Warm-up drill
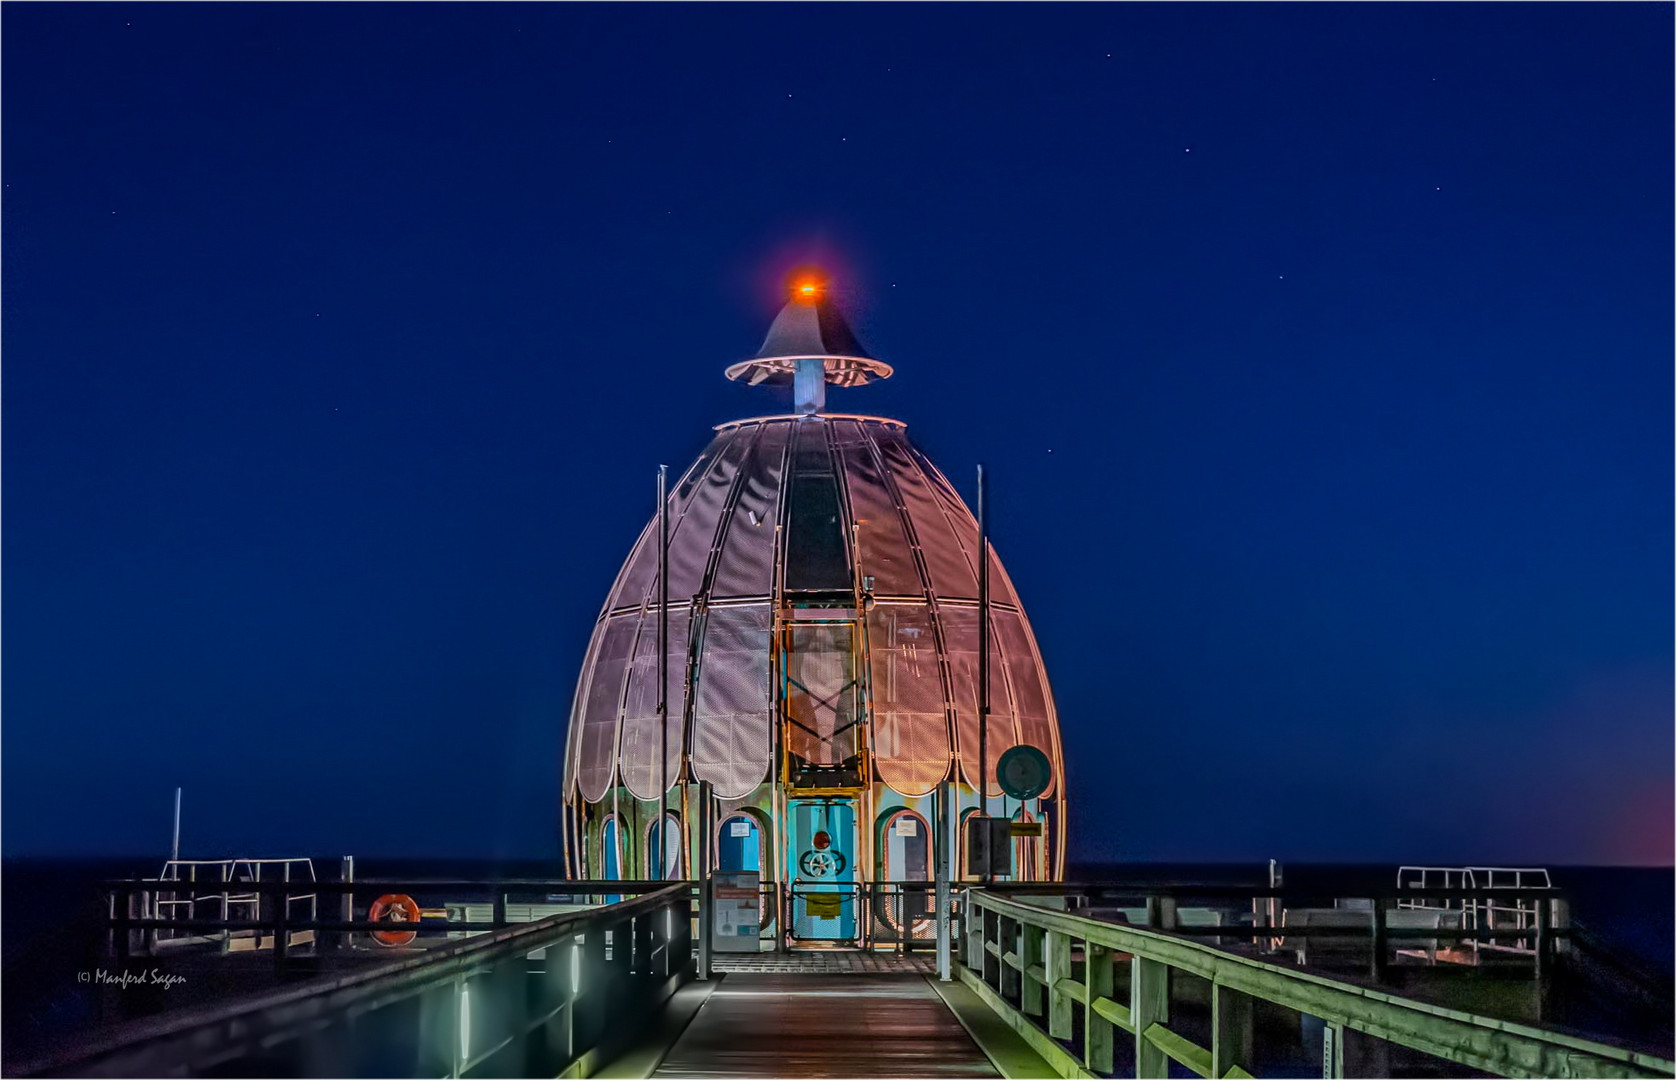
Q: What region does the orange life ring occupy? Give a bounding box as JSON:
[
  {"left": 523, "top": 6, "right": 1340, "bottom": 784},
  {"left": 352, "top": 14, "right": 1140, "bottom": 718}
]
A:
[{"left": 368, "top": 893, "right": 421, "bottom": 946}]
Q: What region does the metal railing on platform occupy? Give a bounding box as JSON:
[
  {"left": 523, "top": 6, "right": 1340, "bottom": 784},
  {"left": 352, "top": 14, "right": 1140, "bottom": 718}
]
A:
[
  {"left": 23, "top": 883, "right": 693, "bottom": 1078},
  {"left": 143, "top": 858, "right": 320, "bottom": 952},
  {"left": 103, "top": 877, "right": 678, "bottom": 972},
  {"left": 961, "top": 887, "right": 1675, "bottom": 1080}
]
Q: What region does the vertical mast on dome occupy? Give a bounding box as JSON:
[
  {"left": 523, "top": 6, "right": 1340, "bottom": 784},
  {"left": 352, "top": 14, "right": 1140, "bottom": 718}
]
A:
[{"left": 723, "top": 274, "right": 894, "bottom": 414}]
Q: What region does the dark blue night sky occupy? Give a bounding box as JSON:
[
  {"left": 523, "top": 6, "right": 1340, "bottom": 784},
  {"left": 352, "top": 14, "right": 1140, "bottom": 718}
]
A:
[{"left": 3, "top": 4, "right": 1669, "bottom": 865}]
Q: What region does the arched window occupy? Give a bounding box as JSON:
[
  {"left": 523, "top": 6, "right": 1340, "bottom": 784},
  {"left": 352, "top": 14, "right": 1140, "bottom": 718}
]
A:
[
  {"left": 717, "top": 811, "right": 766, "bottom": 874},
  {"left": 600, "top": 815, "right": 623, "bottom": 882},
  {"left": 647, "top": 812, "right": 683, "bottom": 880},
  {"left": 958, "top": 807, "right": 980, "bottom": 881},
  {"left": 879, "top": 809, "right": 931, "bottom": 882}
]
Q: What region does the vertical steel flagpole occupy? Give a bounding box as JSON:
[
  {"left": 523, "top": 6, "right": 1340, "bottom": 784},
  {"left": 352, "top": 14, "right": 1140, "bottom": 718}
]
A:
[
  {"left": 977, "top": 464, "right": 991, "bottom": 882},
  {"left": 657, "top": 465, "right": 669, "bottom": 878}
]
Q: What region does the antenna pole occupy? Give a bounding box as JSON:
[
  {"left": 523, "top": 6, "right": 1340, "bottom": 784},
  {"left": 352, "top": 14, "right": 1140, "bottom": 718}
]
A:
[
  {"left": 171, "top": 787, "right": 182, "bottom": 863},
  {"left": 977, "top": 464, "right": 991, "bottom": 883},
  {"left": 657, "top": 464, "right": 669, "bottom": 878}
]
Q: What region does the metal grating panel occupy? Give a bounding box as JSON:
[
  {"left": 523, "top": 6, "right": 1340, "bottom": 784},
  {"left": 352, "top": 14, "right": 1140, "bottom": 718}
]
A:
[
  {"left": 668, "top": 429, "right": 753, "bottom": 602},
  {"left": 938, "top": 605, "right": 1020, "bottom": 796},
  {"left": 576, "top": 615, "right": 637, "bottom": 803},
  {"left": 915, "top": 447, "right": 1021, "bottom": 608},
  {"left": 561, "top": 625, "right": 605, "bottom": 800},
  {"left": 868, "top": 603, "right": 952, "bottom": 796},
  {"left": 607, "top": 436, "right": 728, "bottom": 612},
  {"left": 836, "top": 422, "right": 922, "bottom": 597},
  {"left": 995, "top": 609, "right": 1058, "bottom": 799},
  {"left": 875, "top": 430, "right": 978, "bottom": 598},
  {"left": 710, "top": 422, "right": 789, "bottom": 599},
  {"left": 618, "top": 603, "right": 693, "bottom": 800},
  {"left": 691, "top": 604, "right": 773, "bottom": 799}
]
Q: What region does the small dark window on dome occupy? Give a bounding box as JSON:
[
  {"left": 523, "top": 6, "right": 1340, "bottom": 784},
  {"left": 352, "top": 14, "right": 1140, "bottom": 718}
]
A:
[{"left": 784, "top": 473, "right": 850, "bottom": 591}]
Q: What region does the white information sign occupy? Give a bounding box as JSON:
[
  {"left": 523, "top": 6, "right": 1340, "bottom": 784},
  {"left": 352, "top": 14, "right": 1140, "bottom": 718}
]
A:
[{"left": 711, "top": 871, "right": 761, "bottom": 953}]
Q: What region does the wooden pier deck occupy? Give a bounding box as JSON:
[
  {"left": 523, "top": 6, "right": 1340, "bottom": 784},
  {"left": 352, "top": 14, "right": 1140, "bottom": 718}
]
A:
[{"left": 651, "top": 972, "right": 999, "bottom": 1079}]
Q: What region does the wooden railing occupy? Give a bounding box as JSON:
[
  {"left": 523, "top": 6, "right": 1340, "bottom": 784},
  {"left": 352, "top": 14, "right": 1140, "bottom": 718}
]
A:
[{"left": 961, "top": 888, "right": 1674, "bottom": 1080}]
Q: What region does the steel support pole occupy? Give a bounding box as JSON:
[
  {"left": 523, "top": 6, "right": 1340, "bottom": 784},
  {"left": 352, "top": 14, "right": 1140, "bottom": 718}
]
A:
[
  {"left": 657, "top": 464, "right": 669, "bottom": 880},
  {"left": 935, "top": 780, "right": 952, "bottom": 980},
  {"left": 339, "top": 856, "right": 354, "bottom": 952},
  {"left": 697, "top": 780, "right": 713, "bottom": 980},
  {"left": 977, "top": 464, "right": 991, "bottom": 882}
]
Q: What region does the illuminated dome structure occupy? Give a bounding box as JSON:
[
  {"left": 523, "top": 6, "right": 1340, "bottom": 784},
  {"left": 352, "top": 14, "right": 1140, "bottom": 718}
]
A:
[{"left": 561, "top": 276, "right": 1064, "bottom": 942}]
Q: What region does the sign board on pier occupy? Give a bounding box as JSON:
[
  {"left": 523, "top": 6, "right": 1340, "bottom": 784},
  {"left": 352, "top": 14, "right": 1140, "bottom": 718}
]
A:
[{"left": 711, "top": 871, "right": 761, "bottom": 952}]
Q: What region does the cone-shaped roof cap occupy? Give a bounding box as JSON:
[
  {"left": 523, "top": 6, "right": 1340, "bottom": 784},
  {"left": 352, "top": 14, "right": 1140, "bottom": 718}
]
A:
[{"left": 724, "top": 277, "right": 893, "bottom": 388}]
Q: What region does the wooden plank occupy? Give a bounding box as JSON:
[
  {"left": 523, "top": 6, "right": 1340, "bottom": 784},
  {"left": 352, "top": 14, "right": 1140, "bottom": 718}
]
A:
[
  {"left": 654, "top": 972, "right": 998, "bottom": 1078},
  {"left": 929, "top": 975, "right": 1063, "bottom": 1080},
  {"left": 1085, "top": 944, "right": 1114, "bottom": 1074},
  {"left": 1089, "top": 995, "right": 1132, "bottom": 1033},
  {"left": 1045, "top": 931, "right": 1073, "bottom": 1040},
  {"left": 1132, "top": 957, "right": 1169, "bottom": 1079},
  {"left": 1056, "top": 979, "right": 1086, "bottom": 1005},
  {"left": 1021, "top": 926, "right": 1045, "bottom": 1018},
  {"left": 1144, "top": 1022, "right": 1213, "bottom": 1078},
  {"left": 957, "top": 965, "right": 1093, "bottom": 1080},
  {"left": 1212, "top": 983, "right": 1254, "bottom": 1080}
]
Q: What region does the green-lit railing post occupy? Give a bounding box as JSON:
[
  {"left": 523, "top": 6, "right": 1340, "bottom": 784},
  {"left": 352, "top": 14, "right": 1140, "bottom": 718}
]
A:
[
  {"left": 416, "top": 982, "right": 449, "bottom": 1077},
  {"left": 1000, "top": 914, "right": 1021, "bottom": 1004},
  {"left": 1020, "top": 923, "right": 1045, "bottom": 1018},
  {"left": 1132, "top": 955, "right": 1168, "bottom": 1079},
  {"left": 1085, "top": 942, "right": 1115, "bottom": 1073},
  {"left": 579, "top": 924, "right": 607, "bottom": 1052},
  {"left": 982, "top": 908, "right": 1000, "bottom": 989},
  {"left": 1212, "top": 982, "right": 1254, "bottom": 1079},
  {"left": 553, "top": 937, "right": 579, "bottom": 1070},
  {"left": 450, "top": 974, "right": 466, "bottom": 1079},
  {"left": 1045, "top": 929, "right": 1073, "bottom": 1039},
  {"left": 492, "top": 957, "right": 530, "bottom": 1076}
]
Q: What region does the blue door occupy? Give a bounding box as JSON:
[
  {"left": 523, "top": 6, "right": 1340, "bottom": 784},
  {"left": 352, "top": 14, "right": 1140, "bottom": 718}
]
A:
[
  {"left": 719, "top": 814, "right": 762, "bottom": 873},
  {"left": 788, "top": 798, "right": 858, "bottom": 942}
]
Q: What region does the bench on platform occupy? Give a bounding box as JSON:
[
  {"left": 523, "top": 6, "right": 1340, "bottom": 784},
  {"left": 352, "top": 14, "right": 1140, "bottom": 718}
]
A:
[{"left": 1282, "top": 907, "right": 1461, "bottom": 966}]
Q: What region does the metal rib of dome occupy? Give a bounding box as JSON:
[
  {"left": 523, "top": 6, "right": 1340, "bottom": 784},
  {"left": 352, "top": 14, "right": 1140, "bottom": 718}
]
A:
[{"left": 563, "top": 412, "right": 1061, "bottom": 804}]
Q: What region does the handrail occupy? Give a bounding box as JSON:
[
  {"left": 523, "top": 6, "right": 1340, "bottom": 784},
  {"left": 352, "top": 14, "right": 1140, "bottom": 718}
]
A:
[
  {"left": 962, "top": 888, "right": 1674, "bottom": 1079},
  {"left": 27, "top": 884, "right": 693, "bottom": 1078}
]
